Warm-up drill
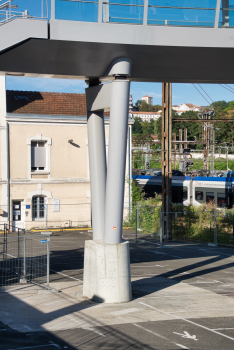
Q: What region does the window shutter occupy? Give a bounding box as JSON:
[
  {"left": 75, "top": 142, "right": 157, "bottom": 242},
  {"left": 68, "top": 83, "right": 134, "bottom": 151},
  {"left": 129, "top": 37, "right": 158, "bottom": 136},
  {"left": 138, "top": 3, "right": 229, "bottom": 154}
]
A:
[
  {"left": 31, "top": 144, "right": 46, "bottom": 168},
  {"left": 34, "top": 147, "right": 46, "bottom": 167}
]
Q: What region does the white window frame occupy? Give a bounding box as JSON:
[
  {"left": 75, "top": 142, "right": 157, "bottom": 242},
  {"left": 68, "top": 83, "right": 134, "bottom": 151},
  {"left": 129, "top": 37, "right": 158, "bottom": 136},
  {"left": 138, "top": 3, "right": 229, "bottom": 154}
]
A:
[
  {"left": 27, "top": 134, "right": 52, "bottom": 179},
  {"left": 32, "top": 196, "right": 46, "bottom": 221}
]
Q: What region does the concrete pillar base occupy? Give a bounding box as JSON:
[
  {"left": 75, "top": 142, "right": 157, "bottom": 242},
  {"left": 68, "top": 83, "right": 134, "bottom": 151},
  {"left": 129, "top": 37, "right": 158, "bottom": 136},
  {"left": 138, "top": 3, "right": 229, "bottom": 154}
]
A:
[{"left": 83, "top": 240, "right": 132, "bottom": 303}]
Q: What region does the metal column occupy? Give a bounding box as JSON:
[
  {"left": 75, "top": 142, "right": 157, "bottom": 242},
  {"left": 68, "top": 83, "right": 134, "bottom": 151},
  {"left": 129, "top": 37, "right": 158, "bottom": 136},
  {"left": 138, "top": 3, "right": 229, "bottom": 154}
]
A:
[
  {"left": 86, "top": 83, "right": 107, "bottom": 241},
  {"left": 104, "top": 78, "right": 130, "bottom": 244},
  {"left": 161, "top": 83, "right": 172, "bottom": 240},
  {"left": 173, "top": 133, "right": 176, "bottom": 169}
]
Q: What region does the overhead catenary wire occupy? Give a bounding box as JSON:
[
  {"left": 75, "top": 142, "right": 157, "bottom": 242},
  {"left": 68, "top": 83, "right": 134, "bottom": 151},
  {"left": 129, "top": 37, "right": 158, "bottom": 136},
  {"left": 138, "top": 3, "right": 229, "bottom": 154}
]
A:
[
  {"left": 219, "top": 84, "right": 234, "bottom": 94},
  {"left": 198, "top": 84, "right": 214, "bottom": 103},
  {"left": 192, "top": 83, "right": 211, "bottom": 105},
  {"left": 225, "top": 84, "right": 234, "bottom": 93}
]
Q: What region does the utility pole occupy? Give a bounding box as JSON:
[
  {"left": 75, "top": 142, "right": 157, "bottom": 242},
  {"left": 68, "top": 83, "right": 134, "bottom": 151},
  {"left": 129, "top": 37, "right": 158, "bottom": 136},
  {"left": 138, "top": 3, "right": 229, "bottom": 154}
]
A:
[
  {"left": 210, "top": 124, "right": 215, "bottom": 173},
  {"left": 161, "top": 83, "right": 172, "bottom": 241},
  {"left": 179, "top": 129, "right": 183, "bottom": 171},
  {"left": 173, "top": 133, "right": 176, "bottom": 169}
]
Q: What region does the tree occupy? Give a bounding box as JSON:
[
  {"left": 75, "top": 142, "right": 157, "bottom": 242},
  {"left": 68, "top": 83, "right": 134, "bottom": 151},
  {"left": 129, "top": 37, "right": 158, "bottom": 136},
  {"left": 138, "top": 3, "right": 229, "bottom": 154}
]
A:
[
  {"left": 132, "top": 117, "right": 143, "bottom": 134},
  {"left": 211, "top": 100, "right": 229, "bottom": 111},
  {"left": 136, "top": 100, "right": 162, "bottom": 112}
]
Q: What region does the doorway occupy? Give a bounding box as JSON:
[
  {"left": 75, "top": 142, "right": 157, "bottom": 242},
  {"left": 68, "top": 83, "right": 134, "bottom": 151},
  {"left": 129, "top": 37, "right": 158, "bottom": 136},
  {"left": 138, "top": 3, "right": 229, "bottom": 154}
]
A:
[{"left": 12, "top": 201, "right": 24, "bottom": 231}]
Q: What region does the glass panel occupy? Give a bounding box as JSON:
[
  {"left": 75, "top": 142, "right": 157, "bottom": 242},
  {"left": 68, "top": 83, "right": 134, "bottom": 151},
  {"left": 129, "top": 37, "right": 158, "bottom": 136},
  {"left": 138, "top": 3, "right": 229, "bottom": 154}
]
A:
[
  {"left": 218, "top": 192, "right": 227, "bottom": 207},
  {"left": 206, "top": 192, "right": 214, "bottom": 203},
  {"left": 172, "top": 187, "right": 183, "bottom": 203},
  {"left": 32, "top": 197, "right": 37, "bottom": 219},
  {"left": 183, "top": 187, "right": 188, "bottom": 200},
  {"left": 195, "top": 191, "right": 203, "bottom": 201},
  {"left": 148, "top": 0, "right": 216, "bottom": 27},
  {"left": 39, "top": 197, "right": 45, "bottom": 219},
  {"left": 103, "top": 0, "right": 144, "bottom": 24},
  {"left": 55, "top": 0, "right": 98, "bottom": 22},
  {"left": 219, "top": 0, "right": 234, "bottom": 27}
]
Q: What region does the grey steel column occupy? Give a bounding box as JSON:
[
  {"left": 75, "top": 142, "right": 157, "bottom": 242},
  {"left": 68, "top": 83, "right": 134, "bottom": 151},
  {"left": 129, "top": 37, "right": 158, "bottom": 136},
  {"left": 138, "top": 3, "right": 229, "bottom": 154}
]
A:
[
  {"left": 87, "top": 110, "right": 106, "bottom": 240},
  {"left": 86, "top": 81, "right": 107, "bottom": 241},
  {"left": 161, "top": 83, "right": 172, "bottom": 241},
  {"left": 104, "top": 78, "right": 130, "bottom": 244}
]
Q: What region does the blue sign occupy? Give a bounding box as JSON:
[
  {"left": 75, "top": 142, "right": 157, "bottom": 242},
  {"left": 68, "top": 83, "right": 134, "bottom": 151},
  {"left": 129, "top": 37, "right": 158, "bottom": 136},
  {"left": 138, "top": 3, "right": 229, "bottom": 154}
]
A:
[
  {"left": 26, "top": 205, "right": 30, "bottom": 209},
  {"left": 40, "top": 240, "right": 47, "bottom": 243}
]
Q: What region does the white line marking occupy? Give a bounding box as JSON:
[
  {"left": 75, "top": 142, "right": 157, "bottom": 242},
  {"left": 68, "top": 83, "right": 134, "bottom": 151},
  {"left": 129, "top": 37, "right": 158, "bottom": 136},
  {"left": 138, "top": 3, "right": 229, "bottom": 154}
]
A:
[
  {"left": 173, "top": 331, "right": 198, "bottom": 341},
  {"left": 140, "top": 293, "right": 216, "bottom": 299},
  {"left": 49, "top": 269, "right": 81, "bottom": 281},
  {"left": 6, "top": 343, "right": 61, "bottom": 350},
  {"left": 176, "top": 344, "right": 190, "bottom": 349},
  {"left": 147, "top": 251, "right": 165, "bottom": 255},
  {"left": 167, "top": 308, "right": 234, "bottom": 313},
  {"left": 133, "top": 323, "right": 190, "bottom": 349},
  {"left": 133, "top": 323, "right": 168, "bottom": 340},
  {"left": 213, "top": 328, "right": 234, "bottom": 330},
  {"left": 139, "top": 301, "right": 234, "bottom": 342},
  {"left": 49, "top": 342, "right": 61, "bottom": 349},
  {"left": 108, "top": 308, "right": 141, "bottom": 316},
  {"left": 132, "top": 266, "right": 160, "bottom": 268},
  {"left": 191, "top": 281, "right": 222, "bottom": 284},
  {"left": 80, "top": 326, "right": 105, "bottom": 337}
]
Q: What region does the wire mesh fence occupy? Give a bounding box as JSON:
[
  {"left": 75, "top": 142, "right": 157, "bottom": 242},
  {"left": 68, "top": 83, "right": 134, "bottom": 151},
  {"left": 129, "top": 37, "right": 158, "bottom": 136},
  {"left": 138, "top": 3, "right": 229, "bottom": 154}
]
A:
[
  {"left": 0, "top": 0, "right": 49, "bottom": 25},
  {"left": 167, "top": 210, "right": 234, "bottom": 246},
  {"left": 0, "top": 224, "right": 50, "bottom": 291}
]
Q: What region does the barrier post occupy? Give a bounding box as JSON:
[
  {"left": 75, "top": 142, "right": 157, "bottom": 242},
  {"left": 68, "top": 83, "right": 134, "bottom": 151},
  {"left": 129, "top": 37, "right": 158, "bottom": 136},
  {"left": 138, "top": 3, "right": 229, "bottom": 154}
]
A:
[{"left": 47, "top": 236, "right": 50, "bottom": 290}]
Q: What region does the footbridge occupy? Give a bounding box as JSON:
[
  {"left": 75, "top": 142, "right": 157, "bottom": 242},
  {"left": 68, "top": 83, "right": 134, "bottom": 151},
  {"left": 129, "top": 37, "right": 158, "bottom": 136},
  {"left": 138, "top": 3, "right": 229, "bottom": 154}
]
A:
[
  {"left": 1, "top": 0, "right": 234, "bottom": 303},
  {"left": 1, "top": 0, "right": 234, "bottom": 82}
]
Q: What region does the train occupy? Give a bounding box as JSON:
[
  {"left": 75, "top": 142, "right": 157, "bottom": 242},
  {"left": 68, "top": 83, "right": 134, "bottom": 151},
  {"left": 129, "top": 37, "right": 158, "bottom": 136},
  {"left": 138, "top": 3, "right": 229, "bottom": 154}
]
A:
[{"left": 132, "top": 175, "right": 234, "bottom": 208}]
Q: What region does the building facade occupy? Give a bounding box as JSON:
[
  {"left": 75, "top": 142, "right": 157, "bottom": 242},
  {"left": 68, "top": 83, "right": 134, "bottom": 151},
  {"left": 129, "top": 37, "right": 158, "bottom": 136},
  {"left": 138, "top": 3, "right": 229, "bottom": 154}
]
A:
[
  {"left": 0, "top": 77, "right": 132, "bottom": 230},
  {"left": 130, "top": 110, "right": 161, "bottom": 122},
  {"left": 172, "top": 103, "right": 201, "bottom": 115},
  {"left": 142, "top": 95, "right": 153, "bottom": 105}
]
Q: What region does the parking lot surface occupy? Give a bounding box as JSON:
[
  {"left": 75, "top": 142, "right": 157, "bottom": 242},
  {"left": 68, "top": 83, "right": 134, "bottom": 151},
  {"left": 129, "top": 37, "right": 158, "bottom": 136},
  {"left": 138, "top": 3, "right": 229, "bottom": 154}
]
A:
[{"left": 1, "top": 230, "right": 234, "bottom": 349}]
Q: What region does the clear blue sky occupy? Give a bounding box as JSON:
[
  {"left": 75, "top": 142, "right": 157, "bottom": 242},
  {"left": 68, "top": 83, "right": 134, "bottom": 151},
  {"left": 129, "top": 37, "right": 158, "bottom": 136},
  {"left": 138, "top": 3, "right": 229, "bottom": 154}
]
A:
[{"left": 6, "top": 76, "right": 234, "bottom": 107}]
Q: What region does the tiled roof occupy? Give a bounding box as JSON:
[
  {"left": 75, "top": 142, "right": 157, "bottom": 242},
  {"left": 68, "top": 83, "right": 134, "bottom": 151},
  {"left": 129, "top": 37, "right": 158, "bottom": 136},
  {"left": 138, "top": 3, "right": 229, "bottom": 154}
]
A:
[{"left": 6, "top": 90, "right": 88, "bottom": 116}]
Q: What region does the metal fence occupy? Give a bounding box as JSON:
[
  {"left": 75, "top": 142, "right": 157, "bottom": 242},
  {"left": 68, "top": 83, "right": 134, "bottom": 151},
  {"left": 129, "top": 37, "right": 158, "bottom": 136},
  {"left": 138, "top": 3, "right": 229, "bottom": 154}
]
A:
[
  {"left": 0, "top": 224, "right": 50, "bottom": 290},
  {"left": 0, "top": 0, "right": 49, "bottom": 25},
  {"left": 124, "top": 206, "right": 234, "bottom": 247},
  {"left": 160, "top": 210, "right": 234, "bottom": 246}
]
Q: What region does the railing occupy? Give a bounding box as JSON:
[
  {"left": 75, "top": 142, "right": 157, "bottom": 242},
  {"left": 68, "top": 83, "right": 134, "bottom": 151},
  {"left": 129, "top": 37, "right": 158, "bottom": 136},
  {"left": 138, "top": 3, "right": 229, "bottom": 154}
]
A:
[
  {"left": 1, "top": 0, "right": 234, "bottom": 29},
  {"left": 54, "top": 0, "right": 234, "bottom": 28},
  {"left": 0, "top": 0, "right": 49, "bottom": 25}
]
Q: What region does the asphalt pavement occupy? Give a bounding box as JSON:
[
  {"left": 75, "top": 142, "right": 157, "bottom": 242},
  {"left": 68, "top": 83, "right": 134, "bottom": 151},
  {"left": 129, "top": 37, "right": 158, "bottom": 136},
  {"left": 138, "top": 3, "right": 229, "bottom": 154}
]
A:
[{"left": 0, "top": 230, "right": 234, "bottom": 349}]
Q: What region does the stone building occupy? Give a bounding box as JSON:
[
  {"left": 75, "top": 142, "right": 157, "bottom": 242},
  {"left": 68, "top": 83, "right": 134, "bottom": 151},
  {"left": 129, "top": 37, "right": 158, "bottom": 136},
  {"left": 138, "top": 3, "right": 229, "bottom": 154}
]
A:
[{"left": 0, "top": 77, "right": 133, "bottom": 230}]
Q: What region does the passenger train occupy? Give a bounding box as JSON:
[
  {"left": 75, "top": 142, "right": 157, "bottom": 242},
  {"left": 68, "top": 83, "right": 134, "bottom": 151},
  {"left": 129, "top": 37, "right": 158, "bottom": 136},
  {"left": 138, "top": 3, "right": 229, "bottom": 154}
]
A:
[{"left": 133, "top": 175, "right": 234, "bottom": 208}]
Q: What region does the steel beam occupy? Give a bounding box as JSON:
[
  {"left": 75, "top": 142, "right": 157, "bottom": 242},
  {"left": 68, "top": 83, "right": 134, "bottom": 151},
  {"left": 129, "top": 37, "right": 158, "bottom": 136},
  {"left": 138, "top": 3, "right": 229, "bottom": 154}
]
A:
[
  {"left": 161, "top": 83, "right": 172, "bottom": 241},
  {"left": 173, "top": 119, "right": 234, "bottom": 122}
]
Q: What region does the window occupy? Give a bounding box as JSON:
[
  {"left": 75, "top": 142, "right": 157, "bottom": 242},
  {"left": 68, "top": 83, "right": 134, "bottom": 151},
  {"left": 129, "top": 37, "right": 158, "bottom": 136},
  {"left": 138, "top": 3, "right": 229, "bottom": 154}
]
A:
[
  {"left": 218, "top": 193, "right": 226, "bottom": 208},
  {"left": 195, "top": 191, "right": 203, "bottom": 202},
  {"left": 206, "top": 192, "right": 214, "bottom": 203},
  {"left": 27, "top": 135, "right": 52, "bottom": 178},
  {"left": 32, "top": 196, "right": 45, "bottom": 220},
  {"left": 183, "top": 186, "right": 188, "bottom": 200},
  {"left": 31, "top": 141, "right": 46, "bottom": 171}
]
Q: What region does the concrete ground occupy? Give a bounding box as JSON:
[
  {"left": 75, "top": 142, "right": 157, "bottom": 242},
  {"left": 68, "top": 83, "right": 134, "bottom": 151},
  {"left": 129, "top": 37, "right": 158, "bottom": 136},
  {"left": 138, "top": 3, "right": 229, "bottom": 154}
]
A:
[{"left": 1, "top": 230, "right": 234, "bottom": 349}]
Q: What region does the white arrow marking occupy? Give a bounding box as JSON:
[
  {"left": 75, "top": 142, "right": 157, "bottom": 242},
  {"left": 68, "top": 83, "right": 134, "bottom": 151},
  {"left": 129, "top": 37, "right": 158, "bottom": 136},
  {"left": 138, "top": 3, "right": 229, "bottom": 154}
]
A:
[{"left": 173, "top": 331, "right": 198, "bottom": 341}]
